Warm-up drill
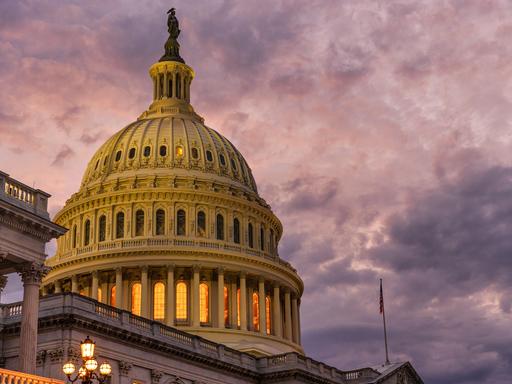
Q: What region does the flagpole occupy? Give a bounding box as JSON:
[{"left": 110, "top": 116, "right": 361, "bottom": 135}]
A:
[{"left": 380, "top": 278, "right": 390, "bottom": 365}]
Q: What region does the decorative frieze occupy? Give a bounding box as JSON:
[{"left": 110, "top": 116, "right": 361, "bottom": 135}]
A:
[
  {"left": 118, "top": 361, "right": 133, "bottom": 376},
  {"left": 48, "top": 347, "right": 64, "bottom": 363}
]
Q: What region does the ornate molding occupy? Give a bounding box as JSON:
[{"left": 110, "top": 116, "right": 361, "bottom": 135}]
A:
[
  {"left": 36, "top": 350, "right": 47, "bottom": 366},
  {"left": 16, "top": 262, "right": 50, "bottom": 285},
  {"left": 150, "top": 370, "right": 163, "bottom": 384},
  {"left": 48, "top": 347, "right": 64, "bottom": 363},
  {"left": 118, "top": 361, "right": 133, "bottom": 376}
]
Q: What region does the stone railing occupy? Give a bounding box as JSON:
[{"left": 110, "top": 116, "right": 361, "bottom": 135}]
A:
[
  {"left": 0, "top": 367, "right": 64, "bottom": 384},
  {"left": 0, "top": 294, "right": 379, "bottom": 383},
  {"left": 0, "top": 171, "right": 50, "bottom": 219},
  {"left": 56, "top": 237, "right": 296, "bottom": 273}
]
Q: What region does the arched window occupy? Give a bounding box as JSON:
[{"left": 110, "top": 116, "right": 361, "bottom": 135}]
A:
[
  {"left": 115, "top": 150, "right": 122, "bottom": 162},
  {"left": 84, "top": 220, "right": 91, "bottom": 246},
  {"left": 176, "top": 73, "right": 181, "bottom": 98},
  {"left": 219, "top": 154, "right": 226, "bottom": 166},
  {"left": 159, "top": 75, "right": 164, "bottom": 99},
  {"left": 156, "top": 209, "right": 165, "bottom": 235},
  {"left": 197, "top": 211, "right": 206, "bottom": 237},
  {"left": 191, "top": 147, "right": 199, "bottom": 159},
  {"left": 260, "top": 226, "right": 265, "bottom": 251},
  {"left": 265, "top": 296, "right": 272, "bottom": 335},
  {"left": 216, "top": 214, "right": 224, "bottom": 240},
  {"left": 176, "top": 281, "right": 188, "bottom": 321},
  {"left": 135, "top": 210, "right": 145, "bottom": 237},
  {"left": 110, "top": 286, "right": 116, "bottom": 307},
  {"left": 143, "top": 146, "right": 151, "bottom": 157},
  {"left": 252, "top": 292, "right": 259, "bottom": 331},
  {"left": 237, "top": 288, "right": 241, "bottom": 327},
  {"left": 129, "top": 148, "right": 136, "bottom": 159},
  {"left": 200, "top": 283, "right": 209, "bottom": 323},
  {"left": 177, "top": 209, "right": 186, "bottom": 236},
  {"left": 98, "top": 287, "right": 103, "bottom": 303},
  {"left": 248, "top": 223, "right": 254, "bottom": 248},
  {"left": 270, "top": 228, "right": 275, "bottom": 254},
  {"left": 116, "top": 212, "right": 124, "bottom": 239},
  {"left": 131, "top": 283, "right": 141, "bottom": 316},
  {"left": 168, "top": 78, "right": 173, "bottom": 97},
  {"left": 231, "top": 158, "right": 237, "bottom": 170},
  {"left": 233, "top": 218, "right": 240, "bottom": 244},
  {"left": 224, "top": 285, "right": 229, "bottom": 327},
  {"left": 72, "top": 225, "right": 77, "bottom": 248},
  {"left": 206, "top": 150, "right": 213, "bottom": 162},
  {"left": 98, "top": 215, "right": 106, "bottom": 242},
  {"left": 153, "top": 282, "right": 165, "bottom": 321},
  {"left": 159, "top": 145, "right": 167, "bottom": 157}
]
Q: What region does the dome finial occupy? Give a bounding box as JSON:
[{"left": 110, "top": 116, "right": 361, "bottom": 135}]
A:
[{"left": 160, "top": 7, "right": 185, "bottom": 63}]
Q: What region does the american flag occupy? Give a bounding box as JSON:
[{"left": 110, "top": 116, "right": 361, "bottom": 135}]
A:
[{"left": 379, "top": 279, "right": 384, "bottom": 314}]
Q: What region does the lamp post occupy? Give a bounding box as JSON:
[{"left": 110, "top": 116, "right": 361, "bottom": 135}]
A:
[{"left": 62, "top": 336, "right": 112, "bottom": 384}]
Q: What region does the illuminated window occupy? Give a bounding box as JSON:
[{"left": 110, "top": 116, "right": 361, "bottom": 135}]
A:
[
  {"left": 98, "top": 215, "right": 106, "bottom": 242},
  {"left": 131, "top": 283, "right": 141, "bottom": 316},
  {"left": 206, "top": 150, "right": 213, "bottom": 162},
  {"left": 177, "top": 209, "right": 186, "bottom": 236},
  {"left": 111, "top": 286, "right": 116, "bottom": 307},
  {"left": 197, "top": 211, "right": 206, "bottom": 237},
  {"left": 224, "top": 286, "right": 229, "bottom": 327},
  {"left": 176, "top": 281, "right": 188, "bottom": 320},
  {"left": 72, "top": 225, "right": 77, "bottom": 248},
  {"left": 129, "top": 148, "right": 136, "bottom": 159},
  {"left": 98, "top": 287, "right": 102, "bottom": 303},
  {"left": 260, "top": 226, "right": 265, "bottom": 251},
  {"left": 248, "top": 223, "right": 254, "bottom": 248},
  {"left": 237, "top": 288, "right": 240, "bottom": 327},
  {"left": 143, "top": 146, "right": 151, "bottom": 157},
  {"left": 156, "top": 209, "right": 165, "bottom": 235},
  {"left": 176, "top": 146, "right": 184, "bottom": 158},
  {"left": 233, "top": 218, "right": 240, "bottom": 244},
  {"left": 116, "top": 212, "right": 124, "bottom": 239},
  {"left": 79, "top": 288, "right": 87, "bottom": 297},
  {"left": 200, "top": 283, "right": 209, "bottom": 323},
  {"left": 216, "top": 214, "right": 224, "bottom": 240},
  {"left": 191, "top": 147, "right": 199, "bottom": 159},
  {"left": 252, "top": 292, "right": 259, "bottom": 331},
  {"left": 135, "top": 210, "right": 144, "bottom": 236},
  {"left": 266, "top": 296, "right": 272, "bottom": 335},
  {"left": 84, "top": 220, "right": 90, "bottom": 246},
  {"left": 153, "top": 282, "right": 165, "bottom": 321},
  {"left": 115, "top": 150, "right": 122, "bottom": 161},
  {"left": 159, "top": 145, "right": 167, "bottom": 157}
]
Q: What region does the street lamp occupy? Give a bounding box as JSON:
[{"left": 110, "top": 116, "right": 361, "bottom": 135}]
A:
[{"left": 62, "top": 336, "right": 112, "bottom": 384}]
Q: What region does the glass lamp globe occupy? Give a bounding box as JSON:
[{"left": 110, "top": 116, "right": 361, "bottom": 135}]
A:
[
  {"left": 85, "top": 359, "right": 98, "bottom": 371},
  {"left": 99, "top": 362, "right": 112, "bottom": 376},
  {"left": 81, "top": 336, "right": 96, "bottom": 359},
  {"left": 62, "top": 362, "right": 75, "bottom": 375},
  {"left": 78, "top": 367, "right": 87, "bottom": 378}
]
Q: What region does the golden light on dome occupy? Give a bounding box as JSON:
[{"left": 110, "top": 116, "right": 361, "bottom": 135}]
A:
[
  {"left": 153, "top": 282, "right": 165, "bottom": 321},
  {"left": 176, "top": 146, "right": 184, "bottom": 157},
  {"left": 131, "top": 283, "right": 141, "bottom": 316},
  {"left": 200, "top": 283, "right": 209, "bottom": 323}
]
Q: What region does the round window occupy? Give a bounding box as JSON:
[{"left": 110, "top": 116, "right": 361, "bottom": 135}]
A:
[{"left": 159, "top": 145, "right": 167, "bottom": 157}]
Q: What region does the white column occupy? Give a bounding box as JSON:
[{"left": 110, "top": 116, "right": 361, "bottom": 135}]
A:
[
  {"left": 166, "top": 264, "right": 175, "bottom": 326},
  {"left": 17, "top": 262, "right": 49, "bottom": 374},
  {"left": 91, "top": 271, "right": 99, "bottom": 300},
  {"left": 217, "top": 268, "right": 225, "bottom": 329},
  {"left": 239, "top": 272, "right": 247, "bottom": 331},
  {"left": 291, "top": 295, "right": 299, "bottom": 343},
  {"left": 258, "top": 278, "right": 266, "bottom": 335},
  {"left": 192, "top": 265, "right": 200, "bottom": 327},
  {"left": 115, "top": 268, "right": 123, "bottom": 309},
  {"left": 141, "top": 266, "right": 149, "bottom": 318},
  {"left": 71, "top": 275, "right": 78, "bottom": 293},
  {"left": 284, "top": 289, "right": 292, "bottom": 341},
  {"left": 273, "top": 283, "right": 282, "bottom": 337}
]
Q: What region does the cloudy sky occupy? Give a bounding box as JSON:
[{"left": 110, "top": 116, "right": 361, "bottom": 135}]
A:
[{"left": 2, "top": 0, "right": 512, "bottom": 382}]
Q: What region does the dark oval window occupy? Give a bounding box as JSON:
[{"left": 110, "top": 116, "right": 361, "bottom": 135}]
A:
[
  {"left": 219, "top": 154, "right": 226, "bottom": 166},
  {"left": 129, "top": 148, "right": 136, "bottom": 159},
  {"left": 103, "top": 155, "right": 109, "bottom": 165},
  {"left": 230, "top": 158, "right": 237, "bottom": 170},
  {"left": 191, "top": 147, "right": 199, "bottom": 159},
  {"left": 144, "top": 146, "right": 151, "bottom": 157},
  {"left": 206, "top": 150, "right": 213, "bottom": 162},
  {"left": 115, "top": 150, "right": 122, "bottom": 162},
  {"left": 159, "top": 145, "right": 167, "bottom": 157}
]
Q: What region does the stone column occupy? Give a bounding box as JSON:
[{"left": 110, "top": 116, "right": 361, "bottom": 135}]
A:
[
  {"left": 91, "top": 271, "right": 99, "bottom": 300},
  {"left": 166, "top": 265, "right": 174, "bottom": 326},
  {"left": 192, "top": 265, "right": 200, "bottom": 327},
  {"left": 115, "top": 268, "right": 123, "bottom": 309},
  {"left": 17, "top": 262, "right": 49, "bottom": 374},
  {"left": 297, "top": 299, "right": 302, "bottom": 345},
  {"left": 71, "top": 275, "right": 78, "bottom": 293},
  {"left": 163, "top": 72, "right": 168, "bottom": 98},
  {"left": 172, "top": 73, "right": 177, "bottom": 98},
  {"left": 141, "top": 266, "right": 149, "bottom": 318},
  {"left": 239, "top": 272, "right": 247, "bottom": 331},
  {"left": 54, "top": 280, "right": 61, "bottom": 294},
  {"left": 291, "top": 294, "right": 299, "bottom": 343},
  {"left": 284, "top": 289, "right": 292, "bottom": 341},
  {"left": 272, "top": 283, "right": 282, "bottom": 337},
  {"left": 217, "top": 268, "right": 225, "bottom": 329},
  {"left": 0, "top": 275, "right": 8, "bottom": 302},
  {"left": 258, "top": 278, "right": 266, "bottom": 335}
]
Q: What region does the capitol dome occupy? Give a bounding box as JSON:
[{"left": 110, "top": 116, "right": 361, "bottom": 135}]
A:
[{"left": 43, "top": 11, "right": 303, "bottom": 356}]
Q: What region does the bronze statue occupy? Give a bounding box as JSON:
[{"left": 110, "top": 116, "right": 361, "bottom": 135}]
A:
[
  {"left": 160, "top": 7, "right": 185, "bottom": 63},
  {"left": 167, "top": 8, "right": 180, "bottom": 38}
]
